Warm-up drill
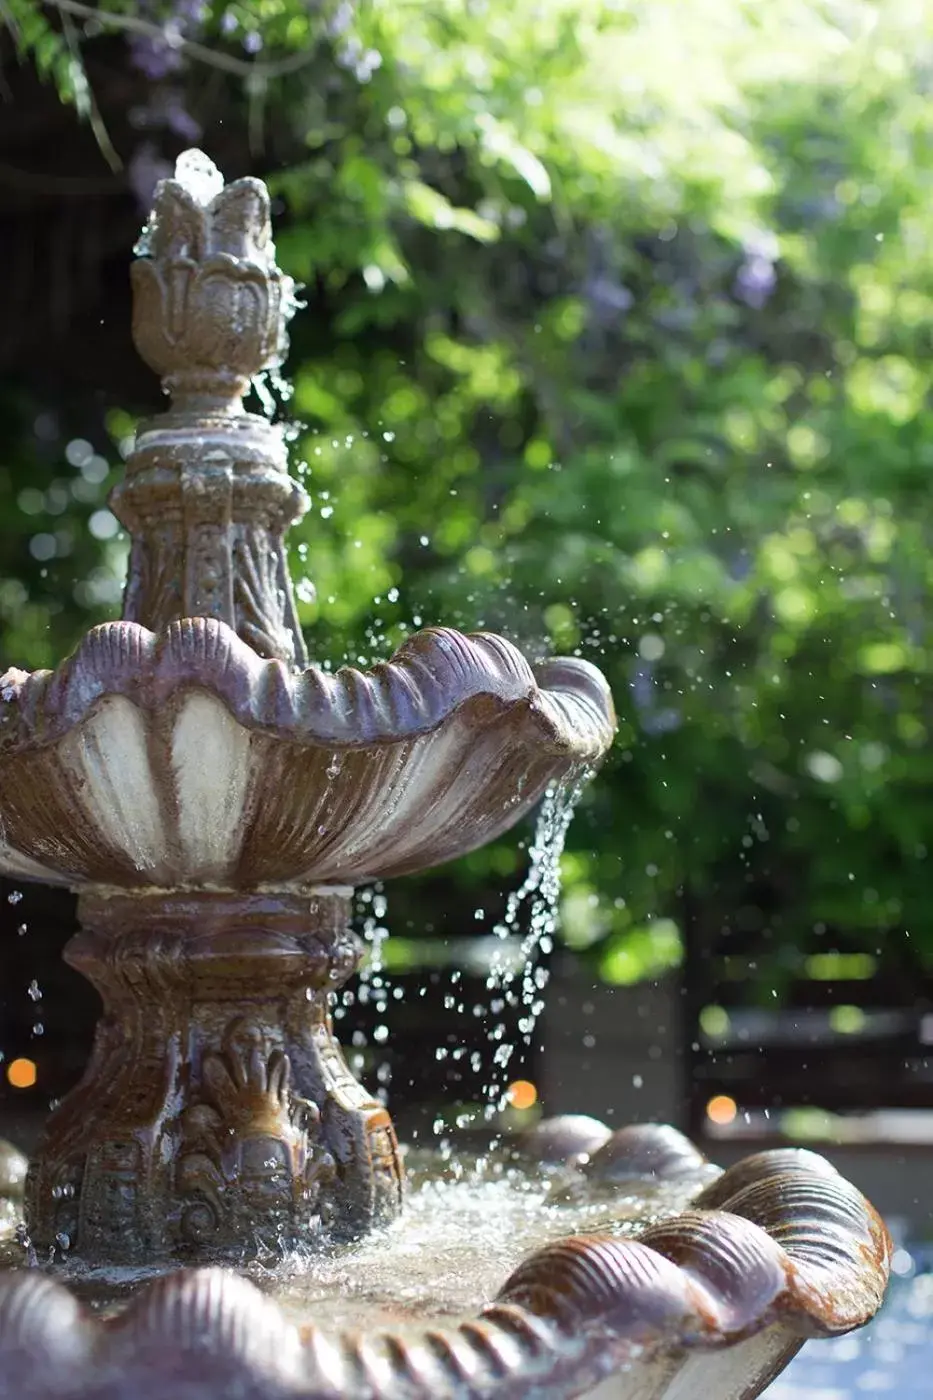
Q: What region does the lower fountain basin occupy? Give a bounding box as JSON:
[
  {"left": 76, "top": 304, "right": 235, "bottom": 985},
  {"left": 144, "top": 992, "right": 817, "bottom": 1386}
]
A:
[{"left": 0, "top": 1120, "right": 891, "bottom": 1400}]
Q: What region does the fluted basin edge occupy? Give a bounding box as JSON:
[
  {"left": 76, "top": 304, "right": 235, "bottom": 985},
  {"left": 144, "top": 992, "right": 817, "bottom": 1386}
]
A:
[
  {"left": 0, "top": 1137, "right": 890, "bottom": 1400},
  {"left": 0, "top": 616, "right": 615, "bottom": 888}
]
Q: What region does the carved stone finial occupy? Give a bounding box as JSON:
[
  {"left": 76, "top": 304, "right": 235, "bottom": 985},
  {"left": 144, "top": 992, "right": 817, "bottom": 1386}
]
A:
[
  {"left": 112, "top": 150, "right": 309, "bottom": 667},
  {"left": 130, "top": 150, "right": 293, "bottom": 411}
]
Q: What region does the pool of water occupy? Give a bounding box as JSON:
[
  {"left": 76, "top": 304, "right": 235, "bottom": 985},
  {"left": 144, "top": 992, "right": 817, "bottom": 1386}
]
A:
[
  {"left": 2, "top": 1136, "right": 913, "bottom": 1393},
  {"left": 1, "top": 1148, "right": 711, "bottom": 1328},
  {"left": 768, "top": 1248, "right": 932, "bottom": 1399}
]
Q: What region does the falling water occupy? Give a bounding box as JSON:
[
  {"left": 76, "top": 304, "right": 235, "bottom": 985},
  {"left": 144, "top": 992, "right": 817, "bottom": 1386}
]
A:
[
  {"left": 331, "top": 772, "right": 588, "bottom": 1140},
  {"left": 422, "top": 771, "right": 590, "bottom": 1149},
  {"left": 479, "top": 770, "right": 590, "bottom": 1121},
  {"left": 334, "top": 885, "right": 398, "bottom": 1106}
]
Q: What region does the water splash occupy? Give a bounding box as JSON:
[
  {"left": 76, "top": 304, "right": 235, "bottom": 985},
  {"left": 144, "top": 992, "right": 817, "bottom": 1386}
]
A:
[
  {"left": 249, "top": 366, "right": 299, "bottom": 423},
  {"left": 133, "top": 149, "right": 224, "bottom": 257},
  {"left": 250, "top": 371, "right": 277, "bottom": 421},
  {"left": 0, "top": 1149, "right": 699, "bottom": 1323},
  {"left": 335, "top": 885, "right": 398, "bottom": 1106},
  {"left": 173, "top": 149, "right": 225, "bottom": 206}
]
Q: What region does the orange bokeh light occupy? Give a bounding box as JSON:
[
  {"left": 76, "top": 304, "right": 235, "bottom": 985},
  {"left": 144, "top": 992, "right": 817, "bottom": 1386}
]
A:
[
  {"left": 706, "top": 1094, "right": 738, "bottom": 1126},
  {"left": 507, "top": 1079, "right": 538, "bottom": 1111},
  {"left": 6, "top": 1057, "right": 37, "bottom": 1090}
]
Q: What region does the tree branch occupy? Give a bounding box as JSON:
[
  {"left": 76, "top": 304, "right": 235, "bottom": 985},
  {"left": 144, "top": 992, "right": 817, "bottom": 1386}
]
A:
[
  {"left": 58, "top": 3, "right": 121, "bottom": 170},
  {"left": 43, "top": 0, "right": 320, "bottom": 81}
]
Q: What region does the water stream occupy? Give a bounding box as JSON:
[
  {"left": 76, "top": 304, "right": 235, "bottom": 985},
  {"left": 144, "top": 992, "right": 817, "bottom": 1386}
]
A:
[{"left": 480, "top": 772, "right": 589, "bottom": 1120}]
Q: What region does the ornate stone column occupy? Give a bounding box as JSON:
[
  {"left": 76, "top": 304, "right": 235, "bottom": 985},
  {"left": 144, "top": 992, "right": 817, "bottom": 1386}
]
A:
[
  {"left": 110, "top": 153, "right": 309, "bottom": 668},
  {"left": 26, "top": 891, "right": 402, "bottom": 1264},
  {"left": 23, "top": 155, "right": 405, "bottom": 1264}
]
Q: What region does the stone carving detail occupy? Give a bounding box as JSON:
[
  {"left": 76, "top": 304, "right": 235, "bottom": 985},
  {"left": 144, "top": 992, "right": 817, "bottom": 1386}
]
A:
[
  {"left": 176, "top": 1018, "right": 336, "bottom": 1249},
  {"left": 110, "top": 151, "right": 309, "bottom": 666},
  {"left": 124, "top": 528, "right": 183, "bottom": 632},
  {"left": 6, "top": 150, "right": 599, "bottom": 1274},
  {"left": 25, "top": 890, "right": 403, "bottom": 1265},
  {"left": 130, "top": 153, "right": 292, "bottom": 403},
  {"left": 232, "top": 523, "right": 300, "bottom": 660}
]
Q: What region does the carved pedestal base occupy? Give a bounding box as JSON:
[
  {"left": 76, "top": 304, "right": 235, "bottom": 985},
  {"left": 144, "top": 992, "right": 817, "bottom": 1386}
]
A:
[{"left": 25, "top": 889, "right": 403, "bottom": 1265}]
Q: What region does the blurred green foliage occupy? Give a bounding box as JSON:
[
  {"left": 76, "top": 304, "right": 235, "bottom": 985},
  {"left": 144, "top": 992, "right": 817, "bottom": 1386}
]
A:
[{"left": 7, "top": 0, "right": 933, "bottom": 977}]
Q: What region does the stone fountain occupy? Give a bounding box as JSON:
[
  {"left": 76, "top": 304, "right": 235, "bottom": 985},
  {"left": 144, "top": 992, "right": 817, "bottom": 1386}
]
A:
[{"left": 0, "top": 152, "right": 889, "bottom": 1399}]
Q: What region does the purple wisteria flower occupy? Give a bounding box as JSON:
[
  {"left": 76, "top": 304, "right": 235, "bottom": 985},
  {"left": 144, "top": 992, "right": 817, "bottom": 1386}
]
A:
[
  {"left": 735, "top": 230, "right": 779, "bottom": 309},
  {"left": 128, "top": 0, "right": 209, "bottom": 80},
  {"left": 128, "top": 143, "right": 173, "bottom": 212},
  {"left": 129, "top": 32, "right": 184, "bottom": 80}
]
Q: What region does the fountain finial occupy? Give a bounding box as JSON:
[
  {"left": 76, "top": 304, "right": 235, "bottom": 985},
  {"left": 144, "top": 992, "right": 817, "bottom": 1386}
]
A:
[
  {"left": 131, "top": 150, "right": 293, "bottom": 411},
  {"left": 110, "top": 149, "right": 309, "bottom": 666}
]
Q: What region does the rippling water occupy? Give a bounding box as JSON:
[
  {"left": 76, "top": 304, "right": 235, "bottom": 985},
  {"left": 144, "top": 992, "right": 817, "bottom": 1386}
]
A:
[
  {"left": 0, "top": 1149, "right": 710, "bottom": 1327},
  {"left": 6, "top": 1145, "right": 919, "bottom": 1396}
]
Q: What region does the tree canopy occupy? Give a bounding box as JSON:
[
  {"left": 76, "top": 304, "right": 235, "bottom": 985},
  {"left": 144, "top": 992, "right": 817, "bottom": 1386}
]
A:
[{"left": 4, "top": 0, "right": 933, "bottom": 985}]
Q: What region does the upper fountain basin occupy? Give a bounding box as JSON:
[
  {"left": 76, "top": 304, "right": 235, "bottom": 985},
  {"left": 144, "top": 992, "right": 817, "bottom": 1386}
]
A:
[{"left": 0, "top": 616, "right": 614, "bottom": 890}]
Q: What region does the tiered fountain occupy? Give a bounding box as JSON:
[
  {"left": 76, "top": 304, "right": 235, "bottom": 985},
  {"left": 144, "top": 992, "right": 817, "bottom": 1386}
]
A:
[{"left": 0, "top": 152, "right": 889, "bottom": 1399}]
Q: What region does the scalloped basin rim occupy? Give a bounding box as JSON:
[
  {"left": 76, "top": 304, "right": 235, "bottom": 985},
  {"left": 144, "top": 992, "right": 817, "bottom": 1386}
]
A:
[
  {"left": 0, "top": 616, "right": 615, "bottom": 757},
  {"left": 0, "top": 1132, "right": 892, "bottom": 1400},
  {"left": 0, "top": 618, "right": 615, "bottom": 888}
]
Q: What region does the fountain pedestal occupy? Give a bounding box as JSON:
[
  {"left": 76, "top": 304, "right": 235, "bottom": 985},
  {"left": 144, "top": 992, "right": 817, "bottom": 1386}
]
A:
[{"left": 26, "top": 890, "right": 402, "bottom": 1263}]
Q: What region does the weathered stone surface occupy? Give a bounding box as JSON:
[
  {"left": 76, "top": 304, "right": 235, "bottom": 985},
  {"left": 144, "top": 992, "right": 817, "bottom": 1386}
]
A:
[
  {"left": 121, "top": 154, "right": 307, "bottom": 666},
  {"left": 26, "top": 889, "right": 402, "bottom": 1264}
]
